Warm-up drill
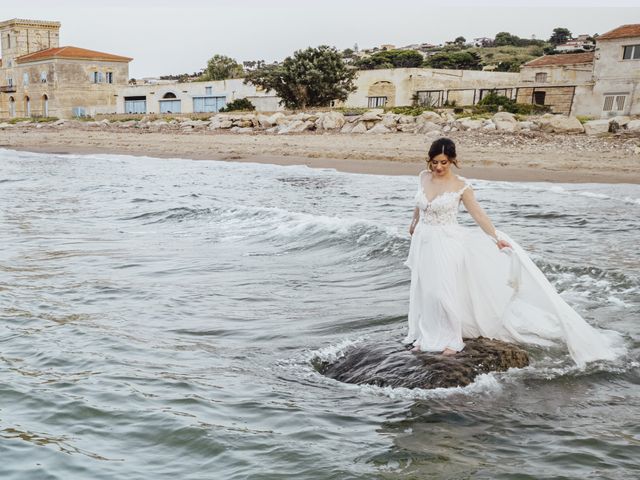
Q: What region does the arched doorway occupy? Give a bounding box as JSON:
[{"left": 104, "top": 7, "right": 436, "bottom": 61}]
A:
[
  {"left": 24, "top": 96, "right": 31, "bottom": 117},
  {"left": 159, "top": 91, "right": 181, "bottom": 113},
  {"left": 367, "top": 81, "right": 396, "bottom": 108},
  {"left": 9, "top": 96, "right": 15, "bottom": 118}
]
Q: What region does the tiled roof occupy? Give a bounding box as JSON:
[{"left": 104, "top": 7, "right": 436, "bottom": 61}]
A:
[
  {"left": 598, "top": 24, "right": 640, "bottom": 40},
  {"left": 16, "top": 46, "right": 132, "bottom": 64},
  {"left": 523, "top": 52, "right": 594, "bottom": 67}
]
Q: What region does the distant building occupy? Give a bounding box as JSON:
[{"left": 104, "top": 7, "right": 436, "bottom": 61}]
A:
[
  {"left": 0, "top": 18, "right": 131, "bottom": 118},
  {"left": 519, "top": 24, "right": 640, "bottom": 117},
  {"left": 117, "top": 78, "right": 281, "bottom": 114},
  {"left": 518, "top": 52, "right": 595, "bottom": 114},
  {"left": 472, "top": 37, "right": 493, "bottom": 47},
  {"left": 555, "top": 35, "right": 595, "bottom": 53}
]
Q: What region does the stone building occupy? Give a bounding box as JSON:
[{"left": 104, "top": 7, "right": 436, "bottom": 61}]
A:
[
  {"left": 342, "top": 68, "right": 520, "bottom": 109},
  {"left": 0, "top": 18, "right": 132, "bottom": 119},
  {"left": 517, "top": 52, "right": 594, "bottom": 115},
  {"left": 518, "top": 24, "right": 640, "bottom": 117}
]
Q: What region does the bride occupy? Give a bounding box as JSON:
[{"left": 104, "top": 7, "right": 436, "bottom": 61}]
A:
[{"left": 405, "top": 137, "right": 622, "bottom": 366}]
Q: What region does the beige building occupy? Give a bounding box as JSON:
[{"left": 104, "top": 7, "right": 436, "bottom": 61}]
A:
[
  {"left": 0, "top": 18, "right": 132, "bottom": 119},
  {"left": 518, "top": 24, "right": 640, "bottom": 117},
  {"left": 343, "top": 68, "right": 520, "bottom": 109},
  {"left": 517, "top": 52, "right": 594, "bottom": 115},
  {"left": 116, "top": 78, "right": 281, "bottom": 115}
]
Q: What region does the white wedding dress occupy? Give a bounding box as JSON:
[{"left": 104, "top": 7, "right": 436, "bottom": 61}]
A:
[{"left": 404, "top": 171, "right": 624, "bottom": 366}]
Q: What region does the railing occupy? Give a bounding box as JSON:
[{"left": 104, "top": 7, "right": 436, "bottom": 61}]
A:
[{"left": 0, "top": 85, "right": 17, "bottom": 93}]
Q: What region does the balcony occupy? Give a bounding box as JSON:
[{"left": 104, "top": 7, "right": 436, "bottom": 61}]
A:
[{"left": 0, "top": 85, "right": 17, "bottom": 93}]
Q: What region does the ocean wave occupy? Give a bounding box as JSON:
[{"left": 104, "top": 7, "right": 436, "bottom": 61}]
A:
[
  {"left": 119, "top": 206, "right": 215, "bottom": 223},
  {"left": 535, "top": 260, "right": 638, "bottom": 301}
]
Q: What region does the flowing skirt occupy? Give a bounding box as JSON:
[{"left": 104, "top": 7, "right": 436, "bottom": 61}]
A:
[{"left": 404, "top": 223, "right": 624, "bottom": 366}]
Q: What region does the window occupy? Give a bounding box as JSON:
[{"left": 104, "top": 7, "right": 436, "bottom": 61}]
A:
[
  {"left": 92, "top": 71, "right": 99, "bottom": 83},
  {"left": 23, "top": 73, "right": 29, "bottom": 86},
  {"left": 98, "top": 72, "right": 104, "bottom": 83},
  {"left": 124, "top": 96, "right": 147, "bottom": 114},
  {"left": 40, "top": 71, "right": 47, "bottom": 83},
  {"left": 533, "top": 91, "right": 546, "bottom": 105},
  {"left": 622, "top": 44, "right": 640, "bottom": 60},
  {"left": 159, "top": 99, "right": 181, "bottom": 113},
  {"left": 205, "top": 86, "right": 213, "bottom": 95},
  {"left": 193, "top": 96, "right": 225, "bottom": 113},
  {"left": 106, "top": 72, "right": 113, "bottom": 84},
  {"left": 7, "top": 34, "right": 10, "bottom": 49},
  {"left": 603, "top": 93, "right": 628, "bottom": 112},
  {"left": 367, "top": 96, "right": 387, "bottom": 108},
  {"left": 535, "top": 72, "right": 548, "bottom": 83},
  {"left": 7, "top": 77, "right": 13, "bottom": 87},
  {"left": 415, "top": 90, "right": 444, "bottom": 107}
]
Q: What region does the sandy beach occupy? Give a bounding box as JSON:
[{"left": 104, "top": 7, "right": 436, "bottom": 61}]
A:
[{"left": 1, "top": 126, "right": 639, "bottom": 183}]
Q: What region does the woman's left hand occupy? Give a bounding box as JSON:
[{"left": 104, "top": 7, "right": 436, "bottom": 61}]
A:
[{"left": 497, "top": 239, "right": 512, "bottom": 250}]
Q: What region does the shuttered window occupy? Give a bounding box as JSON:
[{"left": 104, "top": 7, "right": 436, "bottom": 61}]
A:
[
  {"left": 367, "top": 96, "right": 387, "bottom": 108},
  {"left": 603, "top": 94, "right": 628, "bottom": 112}
]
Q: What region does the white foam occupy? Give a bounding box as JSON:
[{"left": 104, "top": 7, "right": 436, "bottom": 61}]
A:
[{"left": 308, "top": 337, "right": 364, "bottom": 363}]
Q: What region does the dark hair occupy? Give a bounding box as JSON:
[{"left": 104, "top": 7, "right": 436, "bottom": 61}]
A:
[{"left": 427, "top": 137, "right": 459, "bottom": 170}]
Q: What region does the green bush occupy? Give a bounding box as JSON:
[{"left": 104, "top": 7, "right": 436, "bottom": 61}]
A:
[
  {"left": 334, "top": 107, "right": 368, "bottom": 116},
  {"left": 387, "top": 106, "right": 434, "bottom": 116},
  {"left": 7, "top": 116, "right": 60, "bottom": 124},
  {"left": 219, "top": 98, "right": 255, "bottom": 112},
  {"left": 576, "top": 115, "right": 593, "bottom": 124},
  {"left": 476, "top": 93, "right": 550, "bottom": 114}
]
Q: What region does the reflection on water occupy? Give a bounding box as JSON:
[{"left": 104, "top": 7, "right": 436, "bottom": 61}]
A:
[{"left": 0, "top": 149, "right": 638, "bottom": 479}]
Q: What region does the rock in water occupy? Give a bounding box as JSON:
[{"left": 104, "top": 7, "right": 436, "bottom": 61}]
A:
[{"left": 313, "top": 337, "right": 529, "bottom": 389}]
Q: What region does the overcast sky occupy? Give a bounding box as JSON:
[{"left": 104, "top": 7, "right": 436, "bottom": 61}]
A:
[{"left": 3, "top": 0, "right": 639, "bottom": 78}]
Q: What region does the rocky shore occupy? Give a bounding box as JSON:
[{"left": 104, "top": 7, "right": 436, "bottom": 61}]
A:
[{"left": 1, "top": 109, "right": 639, "bottom": 183}]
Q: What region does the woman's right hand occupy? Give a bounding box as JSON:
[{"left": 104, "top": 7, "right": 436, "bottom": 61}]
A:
[{"left": 409, "top": 223, "right": 416, "bottom": 236}]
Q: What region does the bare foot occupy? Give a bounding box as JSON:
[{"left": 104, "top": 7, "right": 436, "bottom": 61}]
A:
[{"left": 441, "top": 348, "right": 457, "bottom": 356}]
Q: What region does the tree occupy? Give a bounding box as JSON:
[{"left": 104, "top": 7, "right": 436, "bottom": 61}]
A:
[
  {"left": 454, "top": 36, "right": 466, "bottom": 45},
  {"left": 244, "top": 45, "right": 357, "bottom": 110},
  {"left": 424, "top": 51, "right": 483, "bottom": 70},
  {"left": 202, "top": 54, "right": 244, "bottom": 81},
  {"left": 549, "top": 27, "right": 572, "bottom": 45},
  {"left": 354, "top": 49, "right": 424, "bottom": 69},
  {"left": 494, "top": 32, "right": 521, "bottom": 47}
]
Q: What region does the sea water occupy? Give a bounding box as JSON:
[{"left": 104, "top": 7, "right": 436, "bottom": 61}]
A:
[{"left": 0, "top": 149, "right": 638, "bottom": 479}]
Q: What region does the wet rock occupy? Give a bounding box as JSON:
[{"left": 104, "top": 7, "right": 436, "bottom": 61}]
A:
[{"left": 313, "top": 337, "right": 529, "bottom": 390}]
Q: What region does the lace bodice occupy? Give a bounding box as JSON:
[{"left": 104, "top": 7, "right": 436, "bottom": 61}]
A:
[{"left": 414, "top": 171, "right": 470, "bottom": 226}]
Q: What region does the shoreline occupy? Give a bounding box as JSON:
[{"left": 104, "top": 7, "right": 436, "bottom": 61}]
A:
[{"left": 2, "top": 129, "right": 639, "bottom": 184}]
